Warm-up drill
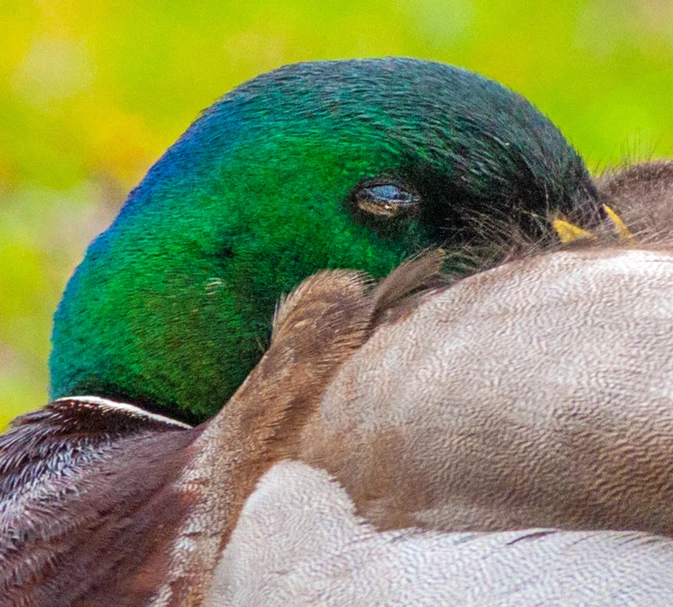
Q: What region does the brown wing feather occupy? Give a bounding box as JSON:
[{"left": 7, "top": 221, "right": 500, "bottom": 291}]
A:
[{"left": 0, "top": 398, "right": 200, "bottom": 606}]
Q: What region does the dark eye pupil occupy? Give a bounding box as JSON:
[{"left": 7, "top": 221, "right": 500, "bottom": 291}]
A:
[
  {"left": 353, "top": 181, "right": 421, "bottom": 218},
  {"left": 364, "top": 185, "right": 415, "bottom": 203}
]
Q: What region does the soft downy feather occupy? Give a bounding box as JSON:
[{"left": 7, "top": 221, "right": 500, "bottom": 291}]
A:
[{"left": 210, "top": 460, "right": 673, "bottom": 606}]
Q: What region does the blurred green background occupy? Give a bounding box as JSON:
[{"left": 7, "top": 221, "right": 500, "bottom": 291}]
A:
[{"left": 1, "top": 0, "right": 672, "bottom": 428}]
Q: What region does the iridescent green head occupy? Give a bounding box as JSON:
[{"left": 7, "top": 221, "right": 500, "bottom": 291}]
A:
[{"left": 50, "top": 58, "right": 598, "bottom": 424}]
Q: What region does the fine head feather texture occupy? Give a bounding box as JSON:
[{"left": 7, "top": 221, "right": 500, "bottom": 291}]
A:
[
  {"left": 209, "top": 460, "right": 673, "bottom": 606},
  {"left": 0, "top": 253, "right": 445, "bottom": 605},
  {"left": 49, "top": 58, "right": 599, "bottom": 424}
]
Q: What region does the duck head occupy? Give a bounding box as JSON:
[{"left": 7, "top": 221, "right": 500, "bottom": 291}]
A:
[{"left": 50, "top": 58, "right": 599, "bottom": 424}]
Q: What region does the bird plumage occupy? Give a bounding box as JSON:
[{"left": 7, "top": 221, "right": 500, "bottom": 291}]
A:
[
  {"left": 0, "top": 253, "right": 445, "bottom": 605},
  {"left": 5, "top": 221, "right": 673, "bottom": 603},
  {"left": 212, "top": 460, "right": 673, "bottom": 606},
  {"left": 2, "top": 59, "right": 672, "bottom": 605},
  {"left": 298, "top": 246, "right": 673, "bottom": 535}
]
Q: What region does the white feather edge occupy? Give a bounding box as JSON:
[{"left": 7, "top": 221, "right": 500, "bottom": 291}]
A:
[{"left": 53, "top": 395, "right": 193, "bottom": 429}]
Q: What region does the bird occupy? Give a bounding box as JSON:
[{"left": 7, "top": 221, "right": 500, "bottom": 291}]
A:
[
  {"left": 211, "top": 221, "right": 673, "bottom": 607},
  {"left": 215, "top": 197, "right": 673, "bottom": 606},
  {"left": 292, "top": 160, "right": 673, "bottom": 542},
  {"left": 0, "top": 252, "right": 448, "bottom": 604},
  {"left": 2, "top": 58, "right": 671, "bottom": 604},
  {"left": 48, "top": 57, "right": 601, "bottom": 426}
]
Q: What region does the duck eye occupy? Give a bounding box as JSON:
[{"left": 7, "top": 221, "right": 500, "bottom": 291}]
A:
[{"left": 354, "top": 183, "right": 421, "bottom": 217}]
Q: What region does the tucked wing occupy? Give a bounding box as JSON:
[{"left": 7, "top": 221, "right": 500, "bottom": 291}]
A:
[
  {"left": 0, "top": 397, "right": 198, "bottom": 607},
  {"left": 299, "top": 247, "right": 673, "bottom": 536}
]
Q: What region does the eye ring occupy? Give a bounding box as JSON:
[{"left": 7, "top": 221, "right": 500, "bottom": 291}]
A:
[{"left": 353, "top": 182, "right": 421, "bottom": 218}]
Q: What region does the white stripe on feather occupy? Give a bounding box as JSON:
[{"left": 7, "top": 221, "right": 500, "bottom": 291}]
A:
[{"left": 54, "top": 396, "right": 193, "bottom": 429}]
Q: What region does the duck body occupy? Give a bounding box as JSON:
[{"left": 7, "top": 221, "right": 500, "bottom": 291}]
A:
[
  {"left": 1, "top": 259, "right": 443, "bottom": 605},
  {"left": 2, "top": 58, "right": 672, "bottom": 604},
  {"left": 4, "top": 243, "right": 673, "bottom": 605},
  {"left": 0, "top": 399, "right": 197, "bottom": 604},
  {"left": 5, "top": 247, "right": 673, "bottom": 605}
]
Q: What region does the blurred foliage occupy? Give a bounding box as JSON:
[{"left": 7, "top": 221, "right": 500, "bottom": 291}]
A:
[{"left": 1, "top": 0, "right": 672, "bottom": 428}]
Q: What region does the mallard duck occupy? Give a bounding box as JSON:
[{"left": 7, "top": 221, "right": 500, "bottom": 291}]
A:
[
  {"left": 220, "top": 206, "right": 673, "bottom": 606},
  {"left": 2, "top": 58, "right": 672, "bottom": 604},
  {"left": 298, "top": 234, "right": 673, "bottom": 537}
]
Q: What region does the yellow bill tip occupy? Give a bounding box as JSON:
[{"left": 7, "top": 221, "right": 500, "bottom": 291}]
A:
[
  {"left": 602, "top": 204, "right": 634, "bottom": 242},
  {"left": 552, "top": 219, "right": 596, "bottom": 244}
]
